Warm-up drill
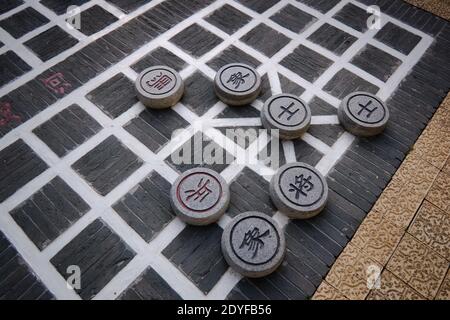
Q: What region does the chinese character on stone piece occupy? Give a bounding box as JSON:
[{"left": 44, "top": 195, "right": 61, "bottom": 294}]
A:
[
  {"left": 239, "top": 227, "right": 270, "bottom": 258},
  {"left": 0, "top": 102, "right": 21, "bottom": 126},
  {"left": 226, "top": 72, "right": 249, "bottom": 89},
  {"left": 147, "top": 72, "right": 172, "bottom": 90},
  {"left": 289, "top": 174, "right": 314, "bottom": 199},
  {"left": 278, "top": 102, "right": 299, "bottom": 121},
  {"left": 185, "top": 178, "right": 212, "bottom": 203},
  {"left": 357, "top": 100, "right": 377, "bottom": 118},
  {"left": 42, "top": 72, "right": 72, "bottom": 95}
]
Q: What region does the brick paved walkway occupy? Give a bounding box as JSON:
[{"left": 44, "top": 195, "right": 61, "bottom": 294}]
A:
[{"left": 314, "top": 94, "right": 450, "bottom": 300}]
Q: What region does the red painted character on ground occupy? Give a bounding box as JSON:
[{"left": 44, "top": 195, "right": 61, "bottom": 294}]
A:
[
  {"left": 0, "top": 102, "right": 21, "bottom": 127},
  {"left": 41, "top": 72, "right": 72, "bottom": 95}
]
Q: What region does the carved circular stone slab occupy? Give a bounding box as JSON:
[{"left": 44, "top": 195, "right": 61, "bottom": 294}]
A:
[
  {"left": 135, "top": 66, "right": 184, "bottom": 109},
  {"left": 261, "top": 94, "right": 311, "bottom": 140},
  {"left": 270, "top": 162, "right": 328, "bottom": 219},
  {"left": 338, "top": 91, "right": 389, "bottom": 137},
  {"left": 221, "top": 211, "right": 286, "bottom": 278},
  {"left": 214, "top": 63, "right": 261, "bottom": 106},
  {"left": 170, "top": 168, "right": 230, "bottom": 225}
]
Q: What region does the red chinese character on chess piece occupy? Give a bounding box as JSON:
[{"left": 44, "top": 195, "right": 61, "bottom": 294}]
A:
[
  {"left": 0, "top": 102, "right": 21, "bottom": 127},
  {"left": 41, "top": 72, "right": 72, "bottom": 95},
  {"left": 147, "top": 72, "right": 172, "bottom": 91}
]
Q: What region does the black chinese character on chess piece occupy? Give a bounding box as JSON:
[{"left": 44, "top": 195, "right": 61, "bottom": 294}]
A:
[
  {"left": 289, "top": 174, "right": 314, "bottom": 199},
  {"left": 278, "top": 102, "right": 299, "bottom": 121},
  {"left": 239, "top": 227, "right": 270, "bottom": 258},
  {"left": 185, "top": 178, "right": 212, "bottom": 203},
  {"left": 147, "top": 72, "right": 172, "bottom": 90},
  {"left": 226, "top": 72, "right": 250, "bottom": 89},
  {"left": 357, "top": 100, "right": 377, "bottom": 118}
]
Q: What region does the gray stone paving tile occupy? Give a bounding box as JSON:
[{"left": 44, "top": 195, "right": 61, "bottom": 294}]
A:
[
  {"left": 119, "top": 267, "right": 181, "bottom": 300},
  {"left": 227, "top": 167, "right": 276, "bottom": 218},
  {"left": 279, "top": 73, "right": 305, "bottom": 96},
  {"left": 0, "top": 0, "right": 23, "bottom": 15},
  {"left": 309, "top": 206, "right": 355, "bottom": 240},
  {"left": 0, "top": 231, "right": 54, "bottom": 300},
  {"left": 0, "top": 140, "right": 48, "bottom": 203},
  {"left": 258, "top": 139, "right": 323, "bottom": 170},
  {"left": 327, "top": 188, "right": 366, "bottom": 223},
  {"left": 78, "top": 5, "right": 118, "bottom": 36},
  {"left": 207, "top": 45, "right": 261, "bottom": 71},
  {"left": 236, "top": 0, "right": 280, "bottom": 13},
  {"left": 24, "top": 26, "right": 78, "bottom": 62},
  {"left": 72, "top": 135, "right": 143, "bottom": 196},
  {"left": 79, "top": 40, "right": 123, "bottom": 69},
  {"left": 291, "top": 219, "right": 344, "bottom": 259},
  {"left": 124, "top": 107, "right": 189, "bottom": 153},
  {"left": 105, "top": 0, "right": 151, "bottom": 13},
  {"left": 260, "top": 73, "right": 272, "bottom": 101},
  {"left": 241, "top": 23, "right": 291, "bottom": 57},
  {"left": 280, "top": 45, "right": 333, "bottom": 83},
  {"left": 327, "top": 174, "right": 374, "bottom": 213},
  {"left": 40, "top": 0, "right": 90, "bottom": 15},
  {"left": 113, "top": 171, "right": 175, "bottom": 242},
  {"left": 33, "top": 104, "right": 102, "bottom": 157},
  {"left": 296, "top": 0, "right": 340, "bottom": 13},
  {"left": 10, "top": 177, "right": 90, "bottom": 250},
  {"left": 0, "top": 51, "right": 31, "bottom": 88},
  {"left": 165, "top": 131, "right": 234, "bottom": 174},
  {"left": 323, "top": 68, "right": 379, "bottom": 99},
  {"left": 162, "top": 224, "right": 227, "bottom": 294},
  {"left": 0, "top": 7, "right": 49, "bottom": 39},
  {"left": 351, "top": 44, "right": 402, "bottom": 82},
  {"left": 308, "top": 96, "right": 337, "bottom": 116},
  {"left": 270, "top": 4, "right": 317, "bottom": 33},
  {"left": 325, "top": 191, "right": 361, "bottom": 232},
  {"left": 131, "top": 47, "right": 187, "bottom": 73},
  {"left": 308, "top": 124, "right": 344, "bottom": 147},
  {"left": 308, "top": 23, "right": 357, "bottom": 56},
  {"left": 170, "top": 23, "right": 223, "bottom": 58},
  {"left": 50, "top": 219, "right": 135, "bottom": 299},
  {"left": 57, "top": 51, "right": 106, "bottom": 85},
  {"left": 216, "top": 126, "right": 261, "bottom": 149},
  {"left": 205, "top": 4, "right": 251, "bottom": 34},
  {"left": 103, "top": 19, "right": 155, "bottom": 54},
  {"left": 337, "top": 154, "right": 388, "bottom": 189},
  {"left": 258, "top": 136, "right": 286, "bottom": 169},
  {"left": 215, "top": 104, "right": 260, "bottom": 119},
  {"left": 333, "top": 3, "right": 370, "bottom": 33},
  {"left": 329, "top": 168, "right": 379, "bottom": 204},
  {"left": 86, "top": 73, "right": 138, "bottom": 119},
  {"left": 293, "top": 139, "right": 324, "bottom": 166},
  {"left": 0, "top": 82, "right": 55, "bottom": 137},
  {"left": 181, "top": 71, "right": 218, "bottom": 116}
]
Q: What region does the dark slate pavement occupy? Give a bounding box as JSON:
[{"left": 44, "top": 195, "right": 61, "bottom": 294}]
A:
[{"left": 0, "top": 0, "right": 448, "bottom": 300}]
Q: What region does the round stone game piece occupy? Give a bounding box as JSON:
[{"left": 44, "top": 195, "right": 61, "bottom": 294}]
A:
[
  {"left": 221, "top": 211, "right": 285, "bottom": 278},
  {"left": 135, "top": 66, "right": 184, "bottom": 109},
  {"left": 261, "top": 94, "right": 311, "bottom": 140},
  {"left": 270, "top": 162, "right": 328, "bottom": 219},
  {"left": 170, "top": 168, "right": 230, "bottom": 226},
  {"left": 338, "top": 91, "right": 389, "bottom": 137},
  {"left": 214, "top": 63, "right": 261, "bottom": 106}
]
